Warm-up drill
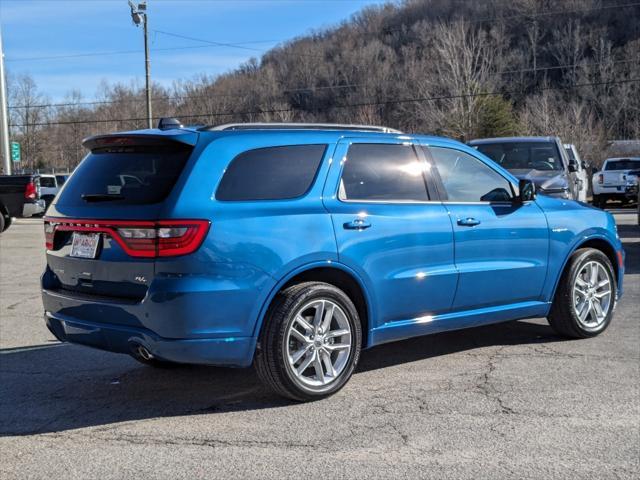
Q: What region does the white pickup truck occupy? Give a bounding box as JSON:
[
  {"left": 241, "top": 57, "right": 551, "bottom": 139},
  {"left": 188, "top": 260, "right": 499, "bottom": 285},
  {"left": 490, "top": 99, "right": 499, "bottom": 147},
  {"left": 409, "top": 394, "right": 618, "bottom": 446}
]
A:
[{"left": 592, "top": 157, "right": 640, "bottom": 208}]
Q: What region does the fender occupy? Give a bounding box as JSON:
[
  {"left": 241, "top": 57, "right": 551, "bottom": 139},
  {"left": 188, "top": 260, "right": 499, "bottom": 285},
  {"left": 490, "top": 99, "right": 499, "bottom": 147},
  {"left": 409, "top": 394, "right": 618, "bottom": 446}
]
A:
[
  {"left": 545, "top": 230, "right": 622, "bottom": 307},
  {"left": 249, "top": 260, "right": 376, "bottom": 350}
]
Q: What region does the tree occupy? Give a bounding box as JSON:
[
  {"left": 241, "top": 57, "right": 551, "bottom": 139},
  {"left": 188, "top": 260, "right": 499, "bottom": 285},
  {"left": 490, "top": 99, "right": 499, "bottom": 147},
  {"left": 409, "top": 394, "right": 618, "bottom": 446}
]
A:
[
  {"left": 7, "top": 74, "right": 50, "bottom": 171},
  {"left": 474, "top": 95, "right": 519, "bottom": 138}
]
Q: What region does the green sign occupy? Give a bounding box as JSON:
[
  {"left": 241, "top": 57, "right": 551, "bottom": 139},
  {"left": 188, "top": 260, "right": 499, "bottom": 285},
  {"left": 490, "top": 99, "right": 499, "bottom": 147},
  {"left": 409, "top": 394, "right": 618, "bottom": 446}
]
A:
[{"left": 10, "top": 142, "right": 20, "bottom": 163}]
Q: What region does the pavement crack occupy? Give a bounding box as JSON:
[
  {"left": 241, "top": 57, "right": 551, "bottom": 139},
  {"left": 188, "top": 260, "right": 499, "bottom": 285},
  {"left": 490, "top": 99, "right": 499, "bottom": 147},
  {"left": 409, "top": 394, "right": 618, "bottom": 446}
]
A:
[
  {"left": 43, "top": 431, "right": 320, "bottom": 450},
  {"left": 476, "top": 346, "right": 517, "bottom": 415}
]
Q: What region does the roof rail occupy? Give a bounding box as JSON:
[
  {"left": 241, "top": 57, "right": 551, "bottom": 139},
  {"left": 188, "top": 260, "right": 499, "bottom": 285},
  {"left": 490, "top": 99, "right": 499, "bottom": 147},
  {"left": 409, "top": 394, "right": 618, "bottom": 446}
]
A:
[{"left": 200, "top": 122, "right": 402, "bottom": 134}]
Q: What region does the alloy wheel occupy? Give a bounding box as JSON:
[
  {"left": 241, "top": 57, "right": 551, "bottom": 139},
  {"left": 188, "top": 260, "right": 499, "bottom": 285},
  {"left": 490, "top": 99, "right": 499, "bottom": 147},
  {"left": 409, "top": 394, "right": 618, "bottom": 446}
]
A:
[
  {"left": 284, "top": 299, "right": 352, "bottom": 389},
  {"left": 572, "top": 260, "right": 612, "bottom": 331}
]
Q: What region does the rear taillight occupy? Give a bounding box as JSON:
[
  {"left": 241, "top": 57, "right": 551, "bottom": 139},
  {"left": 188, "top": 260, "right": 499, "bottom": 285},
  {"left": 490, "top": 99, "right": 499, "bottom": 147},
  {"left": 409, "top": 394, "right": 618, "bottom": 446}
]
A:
[
  {"left": 116, "top": 227, "right": 157, "bottom": 255},
  {"left": 43, "top": 218, "right": 210, "bottom": 257},
  {"left": 598, "top": 174, "right": 604, "bottom": 185},
  {"left": 44, "top": 222, "right": 55, "bottom": 250},
  {"left": 24, "top": 182, "right": 37, "bottom": 200}
]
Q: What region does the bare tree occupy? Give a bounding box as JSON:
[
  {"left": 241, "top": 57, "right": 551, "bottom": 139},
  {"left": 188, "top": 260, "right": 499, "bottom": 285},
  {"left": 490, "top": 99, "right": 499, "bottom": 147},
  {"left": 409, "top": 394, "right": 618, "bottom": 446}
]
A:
[{"left": 8, "top": 74, "right": 51, "bottom": 170}]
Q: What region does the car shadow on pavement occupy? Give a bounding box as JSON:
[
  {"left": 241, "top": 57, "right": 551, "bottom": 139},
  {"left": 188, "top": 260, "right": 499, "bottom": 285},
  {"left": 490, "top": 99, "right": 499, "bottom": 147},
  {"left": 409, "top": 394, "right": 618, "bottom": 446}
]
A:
[{"left": 1, "top": 318, "right": 566, "bottom": 437}]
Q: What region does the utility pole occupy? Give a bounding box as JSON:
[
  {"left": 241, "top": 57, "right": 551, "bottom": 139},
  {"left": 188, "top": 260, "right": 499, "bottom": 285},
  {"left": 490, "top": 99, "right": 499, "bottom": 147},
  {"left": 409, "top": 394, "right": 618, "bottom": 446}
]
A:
[
  {"left": 129, "top": 1, "right": 152, "bottom": 129},
  {"left": 143, "top": 6, "right": 152, "bottom": 129},
  {"left": 0, "top": 24, "right": 11, "bottom": 175}
]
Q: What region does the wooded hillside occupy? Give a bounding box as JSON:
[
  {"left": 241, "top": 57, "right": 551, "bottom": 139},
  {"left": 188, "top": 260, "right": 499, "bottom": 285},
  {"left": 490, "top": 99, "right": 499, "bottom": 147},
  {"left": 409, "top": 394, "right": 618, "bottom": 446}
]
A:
[{"left": 7, "top": 0, "right": 640, "bottom": 171}]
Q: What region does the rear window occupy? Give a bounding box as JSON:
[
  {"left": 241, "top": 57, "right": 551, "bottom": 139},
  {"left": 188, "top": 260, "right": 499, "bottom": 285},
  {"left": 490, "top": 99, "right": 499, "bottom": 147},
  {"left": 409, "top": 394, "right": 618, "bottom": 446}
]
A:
[
  {"left": 605, "top": 159, "right": 640, "bottom": 170},
  {"left": 40, "top": 176, "right": 56, "bottom": 188},
  {"left": 216, "top": 144, "right": 326, "bottom": 201},
  {"left": 55, "top": 175, "right": 68, "bottom": 185},
  {"left": 56, "top": 145, "right": 191, "bottom": 206}
]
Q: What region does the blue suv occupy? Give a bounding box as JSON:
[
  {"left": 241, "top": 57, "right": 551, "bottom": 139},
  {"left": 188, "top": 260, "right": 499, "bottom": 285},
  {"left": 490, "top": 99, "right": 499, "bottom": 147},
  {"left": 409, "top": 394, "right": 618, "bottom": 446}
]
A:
[{"left": 42, "top": 122, "right": 625, "bottom": 401}]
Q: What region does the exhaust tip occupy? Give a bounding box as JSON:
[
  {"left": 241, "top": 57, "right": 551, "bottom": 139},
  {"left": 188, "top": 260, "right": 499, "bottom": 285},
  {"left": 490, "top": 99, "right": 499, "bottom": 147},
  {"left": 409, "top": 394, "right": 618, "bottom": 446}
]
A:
[{"left": 131, "top": 343, "right": 154, "bottom": 361}]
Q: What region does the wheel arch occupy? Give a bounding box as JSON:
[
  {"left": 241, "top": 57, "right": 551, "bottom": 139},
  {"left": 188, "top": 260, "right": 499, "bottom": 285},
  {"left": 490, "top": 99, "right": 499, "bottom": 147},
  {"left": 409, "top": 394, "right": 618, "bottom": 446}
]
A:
[
  {"left": 550, "top": 235, "right": 620, "bottom": 301},
  {"left": 253, "top": 262, "right": 373, "bottom": 349}
]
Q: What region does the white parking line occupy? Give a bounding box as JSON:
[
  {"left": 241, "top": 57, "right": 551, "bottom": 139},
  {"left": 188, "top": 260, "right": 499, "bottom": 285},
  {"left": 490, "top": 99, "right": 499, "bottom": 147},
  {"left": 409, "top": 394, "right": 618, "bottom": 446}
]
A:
[{"left": 12, "top": 217, "right": 44, "bottom": 225}]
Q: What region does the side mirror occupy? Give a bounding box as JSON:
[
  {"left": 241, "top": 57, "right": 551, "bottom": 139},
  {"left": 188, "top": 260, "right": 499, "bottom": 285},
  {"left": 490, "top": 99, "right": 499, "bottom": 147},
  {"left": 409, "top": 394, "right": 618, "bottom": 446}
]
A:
[
  {"left": 518, "top": 179, "right": 536, "bottom": 202},
  {"left": 568, "top": 161, "right": 578, "bottom": 173}
]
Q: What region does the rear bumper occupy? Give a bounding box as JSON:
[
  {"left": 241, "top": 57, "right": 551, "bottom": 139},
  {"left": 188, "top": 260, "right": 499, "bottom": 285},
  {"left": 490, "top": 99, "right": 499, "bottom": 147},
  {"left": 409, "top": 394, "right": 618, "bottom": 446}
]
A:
[
  {"left": 594, "top": 185, "right": 638, "bottom": 199},
  {"left": 45, "top": 311, "right": 255, "bottom": 367},
  {"left": 22, "top": 200, "right": 45, "bottom": 217},
  {"left": 41, "top": 265, "right": 269, "bottom": 367}
]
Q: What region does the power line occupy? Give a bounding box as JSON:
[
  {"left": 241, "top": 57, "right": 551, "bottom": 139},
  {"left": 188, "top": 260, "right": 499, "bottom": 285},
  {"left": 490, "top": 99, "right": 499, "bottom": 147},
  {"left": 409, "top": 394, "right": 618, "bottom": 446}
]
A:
[
  {"left": 8, "top": 2, "right": 638, "bottom": 63},
  {"left": 473, "top": 1, "right": 640, "bottom": 22},
  {"left": 4, "top": 39, "right": 277, "bottom": 63},
  {"left": 153, "top": 30, "right": 265, "bottom": 53},
  {"left": 7, "top": 57, "right": 637, "bottom": 110},
  {"left": 8, "top": 78, "right": 639, "bottom": 128},
  {"left": 6, "top": 83, "right": 369, "bottom": 110}
]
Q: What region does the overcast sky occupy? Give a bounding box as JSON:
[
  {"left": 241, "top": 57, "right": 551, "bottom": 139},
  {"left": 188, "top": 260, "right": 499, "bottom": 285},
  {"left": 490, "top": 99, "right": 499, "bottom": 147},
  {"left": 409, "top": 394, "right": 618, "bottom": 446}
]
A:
[{"left": 0, "top": 0, "right": 389, "bottom": 102}]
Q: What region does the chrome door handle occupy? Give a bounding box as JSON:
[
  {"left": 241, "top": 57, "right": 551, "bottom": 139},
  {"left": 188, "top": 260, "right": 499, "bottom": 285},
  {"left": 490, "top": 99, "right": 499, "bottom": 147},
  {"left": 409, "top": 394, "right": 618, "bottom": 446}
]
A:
[
  {"left": 343, "top": 219, "right": 371, "bottom": 230},
  {"left": 457, "top": 217, "right": 481, "bottom": 227}
]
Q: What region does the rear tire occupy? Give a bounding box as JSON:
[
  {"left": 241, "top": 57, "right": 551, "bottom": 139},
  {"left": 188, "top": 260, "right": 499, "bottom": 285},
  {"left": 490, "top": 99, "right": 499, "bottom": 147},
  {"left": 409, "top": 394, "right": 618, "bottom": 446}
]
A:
[
  {"left": 0, "top": 204, "right": 9, "bottom": 233},
  {"left": 548, "top": 248, "right": 616, "bottom": 338},
  {"left": 593, "top": 195, "right": 604, "bottom": 208},
  {"left": 42, "top": 195, "right": 54, "bottom": 210},
  {"left": 255, "top": 282, "right": 362, "bottom": 401}
]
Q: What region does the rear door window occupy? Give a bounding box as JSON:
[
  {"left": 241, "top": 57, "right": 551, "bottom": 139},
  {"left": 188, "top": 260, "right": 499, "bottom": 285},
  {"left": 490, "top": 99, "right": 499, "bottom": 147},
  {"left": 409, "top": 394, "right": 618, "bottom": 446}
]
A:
[
  {"left": 56, "top": 145, "right": 191, "bottom": 206},
  {"left": 216, "top": 144, "right": 327, "bottom": 201},
  {"left": 339, "top": 143, "right": 429, "bottom": 202}
]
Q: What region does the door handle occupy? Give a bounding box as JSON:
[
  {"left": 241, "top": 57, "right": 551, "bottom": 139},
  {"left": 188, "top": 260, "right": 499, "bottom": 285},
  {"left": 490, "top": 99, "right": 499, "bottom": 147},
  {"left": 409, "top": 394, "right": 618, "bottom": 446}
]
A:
[
  {"left": 457, "top": 217, "right": 481, "bottom": 227},
  {"left": 343, "top": 218, "right": 371, "bottom": 230}
]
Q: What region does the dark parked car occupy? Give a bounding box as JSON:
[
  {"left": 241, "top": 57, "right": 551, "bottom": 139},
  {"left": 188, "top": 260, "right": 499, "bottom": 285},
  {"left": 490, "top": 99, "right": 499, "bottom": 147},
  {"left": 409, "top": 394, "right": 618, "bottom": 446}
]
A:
[
  {"left": 0, "top": 174, "right": 46, "bottom": 232},
  {"left": 42, "top": 122, "right": 624, "bottom": 401},
  {"left": 468, "top": 136, "right": 581, "bottom": 200}
]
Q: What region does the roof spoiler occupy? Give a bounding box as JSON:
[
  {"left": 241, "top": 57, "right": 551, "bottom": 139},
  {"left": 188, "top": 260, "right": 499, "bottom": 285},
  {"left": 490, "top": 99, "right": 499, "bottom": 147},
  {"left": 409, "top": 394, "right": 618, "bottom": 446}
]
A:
[{"left": 82, "top": 131, "right": 198, "bottom": 151}]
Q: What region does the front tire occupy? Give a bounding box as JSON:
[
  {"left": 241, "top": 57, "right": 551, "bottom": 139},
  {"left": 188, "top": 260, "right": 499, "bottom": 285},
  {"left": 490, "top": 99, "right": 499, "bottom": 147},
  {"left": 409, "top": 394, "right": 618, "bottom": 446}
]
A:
[
  {"left": 548, "top": 248, "right": 616, "bottom": 338},
  {"left": 255, "top": 282, "right": 362, "bottom": 401}
]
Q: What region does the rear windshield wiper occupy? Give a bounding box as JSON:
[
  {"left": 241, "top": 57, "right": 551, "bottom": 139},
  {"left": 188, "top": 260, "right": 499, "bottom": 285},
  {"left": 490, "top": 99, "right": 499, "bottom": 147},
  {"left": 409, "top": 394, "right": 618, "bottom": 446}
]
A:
[{"left": 81, "top": 193, "right": 125, "bottom": 202}]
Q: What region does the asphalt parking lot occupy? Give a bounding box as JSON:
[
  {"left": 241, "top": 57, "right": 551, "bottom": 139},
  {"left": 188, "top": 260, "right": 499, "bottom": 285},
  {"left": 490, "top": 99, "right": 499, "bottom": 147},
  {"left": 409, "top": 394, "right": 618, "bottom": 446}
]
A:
[{"left": 1, "top": 211, "right": 638, "bottom": 480}]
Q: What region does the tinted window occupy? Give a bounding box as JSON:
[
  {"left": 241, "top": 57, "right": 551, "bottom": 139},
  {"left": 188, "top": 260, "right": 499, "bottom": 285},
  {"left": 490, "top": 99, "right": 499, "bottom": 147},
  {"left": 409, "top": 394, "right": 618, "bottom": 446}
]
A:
[
  {"left": 56, "top": 145, "right": 191, "bottom": 206},
  {"left": 339, "top": 144, "right": 429, "bottom": 201},
  {"left": 40, "top": 176, "right": 56, "bottom": 188},
  {"left": 216, "top": 145, "right": 326, "bottom": 201},
  {"left": 604, "top": 159, "right": 640, "bottom": 170},
  {"left": 474, "top": 141, "right": 564, "bottom": 171},
  {"left": 55, "top": 175, "right": 68, "bottom": 185},
  {"left": 428, "top": 147, "right": 514, "bottom": 202}
]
